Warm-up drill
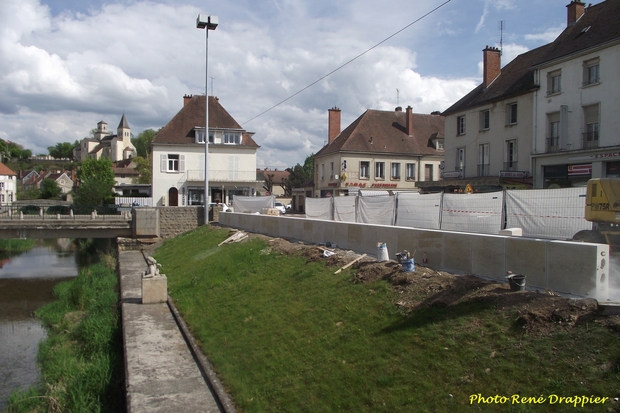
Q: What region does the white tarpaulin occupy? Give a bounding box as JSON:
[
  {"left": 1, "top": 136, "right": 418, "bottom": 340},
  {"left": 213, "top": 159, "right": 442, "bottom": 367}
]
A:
[
  {"left": 505, "top": 187, "right": 591, "bottom": 239},
  {"left": 395, "top": 192, "right": 441, "bottom": 229},
  {"left": 441, "top": 191, "right": 504, "bottom": 234},
  {"left": 305, "top": 198, "right": 333, "bottom": 220},
  {"left": 233, "top": 196, "right": 274, "bottom": 214},
  {"left": 357, "top": 195, "right": 395, "bottom": 225},
  {"left": 334, "top": 196, "right": 356, "bottom": 222}
]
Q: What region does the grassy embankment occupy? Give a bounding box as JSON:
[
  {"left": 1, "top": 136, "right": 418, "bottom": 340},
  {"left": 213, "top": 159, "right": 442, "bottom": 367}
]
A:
[
  {"left": 0, "top": 239, "right": 37, "bottom": 252},
  {"left": 5, "top": 256, "right": 125, "bottom": 413},
  {"left": 155, "top": 225, "right": 620, "bottom": 413}
]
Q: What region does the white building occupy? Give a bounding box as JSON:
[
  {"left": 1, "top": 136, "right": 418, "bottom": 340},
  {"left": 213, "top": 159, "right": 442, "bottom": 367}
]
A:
[
  {"left": 0, "top": 163, "right": 16, "bottom": 205},
  {"left": 152, "top": 95, "right": 261, "bottom": 206},
  {"left": 73, "top": 115, "right": 137, "bottom": 163}
]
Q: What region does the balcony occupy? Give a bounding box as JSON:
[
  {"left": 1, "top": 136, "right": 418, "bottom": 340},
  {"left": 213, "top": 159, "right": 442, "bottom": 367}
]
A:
[
  {"left": 178, "top": 169, "right": 257, "bottom": 185},
  {"left": 546, "top": 137, "right": 559, "bottom": 153},
  {"left": 582, "top": 131, "right": 599, "bottom": 150},
  {"left": 477, "top": 164, "right": 490, "bottom": 177}
]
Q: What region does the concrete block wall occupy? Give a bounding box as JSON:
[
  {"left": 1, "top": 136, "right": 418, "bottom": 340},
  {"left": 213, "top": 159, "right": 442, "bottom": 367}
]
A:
[
  {"left": 158, "top": 207, "right": 205, "bottom": 238},
  {"left": 219, "top": 213, "right": 610, "bottom": 301}
]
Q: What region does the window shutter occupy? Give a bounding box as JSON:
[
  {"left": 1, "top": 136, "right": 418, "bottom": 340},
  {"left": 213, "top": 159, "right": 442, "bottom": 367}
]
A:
[
  {"left": 160, "top": 154, "right": 167, "bottom": 172},
  {"left": 179, "top": 155, "right": 185, "bottom": 173}
]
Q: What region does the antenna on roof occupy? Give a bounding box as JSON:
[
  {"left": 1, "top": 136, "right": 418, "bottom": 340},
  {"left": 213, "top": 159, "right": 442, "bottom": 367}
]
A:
[
  {"left": 396, "top": 89, "right": 400, "bottom": 107},
  {"left": 499, "top": 21, "right": 504, "bottom": 56}
]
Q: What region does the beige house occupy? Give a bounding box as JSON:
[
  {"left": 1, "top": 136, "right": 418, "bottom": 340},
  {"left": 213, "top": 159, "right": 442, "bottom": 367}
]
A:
[
  {"left": 314, "top": 106, "right": 444, "bottom": 197},
  {"left": 73, "top": 115, "right": 137, "bottom": 163}
]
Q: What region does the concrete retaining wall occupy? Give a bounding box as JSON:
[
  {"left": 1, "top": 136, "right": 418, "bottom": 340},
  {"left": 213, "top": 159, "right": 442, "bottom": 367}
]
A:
[
  {"left": 158, "top": 207, "right": 205, "bottom": 238},
  {"left": 219, "top": 213, "right": 610, "bottom": 300}
]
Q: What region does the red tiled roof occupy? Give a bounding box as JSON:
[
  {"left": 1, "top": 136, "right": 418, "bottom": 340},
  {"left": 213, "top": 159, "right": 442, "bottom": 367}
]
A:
[{"left": 0, "top": 163, "right": 16, "bottom": 176}]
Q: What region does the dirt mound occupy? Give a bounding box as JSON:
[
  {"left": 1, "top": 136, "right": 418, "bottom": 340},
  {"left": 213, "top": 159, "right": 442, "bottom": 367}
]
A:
[{"left": 232, "top": 230, "right": 620, "bottom": 337}]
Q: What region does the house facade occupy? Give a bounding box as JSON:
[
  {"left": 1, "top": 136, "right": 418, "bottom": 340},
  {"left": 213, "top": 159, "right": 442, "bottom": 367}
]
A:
[
  {"left": 440, "top": 0, "right": 620, "bottom": 191},
  {"left": 314, "top": 106, "right": 444, "bottom": 197},
  {"left": 0, "top": 164, "right": 16, "bottom": 205},
  {"left": 531, "top": 0, "right": 620, "bottom": 188},
  {"left": 152, "top": 95, "right": 261, "bottom": 206}
]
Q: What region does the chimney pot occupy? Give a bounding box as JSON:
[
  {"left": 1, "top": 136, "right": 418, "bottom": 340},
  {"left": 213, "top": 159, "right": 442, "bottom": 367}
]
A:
[
  {"left": 328, "top": 107, "right": 341, "bottom": 144},
  {"left": 183, "top": 94, "right": 193, "bottom": 106}
]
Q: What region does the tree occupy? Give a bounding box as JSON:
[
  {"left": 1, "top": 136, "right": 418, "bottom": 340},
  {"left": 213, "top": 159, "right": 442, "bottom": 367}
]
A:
[
  {"left": 48, "top": 141, "right": 78, "bottom": 159},
  {"left": 133, "top": 155, "right": 152, "bottom": 184},
  {"left": 40, "top": 178, "right": 62, "bottom": 199},
  {"left": 282, "top": 154, "right": 314, "bottom": 196},
  {"left": 131, "top": 129, "right": 157, "bottom": 158},
  {"left": 74, "top": 158, "right": 116, "bottom": 205}
]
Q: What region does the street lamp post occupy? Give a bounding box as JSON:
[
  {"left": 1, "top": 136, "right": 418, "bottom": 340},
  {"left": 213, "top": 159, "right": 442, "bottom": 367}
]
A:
[{"left": 196, "top": 13, "right": 218, "bottom": 224}]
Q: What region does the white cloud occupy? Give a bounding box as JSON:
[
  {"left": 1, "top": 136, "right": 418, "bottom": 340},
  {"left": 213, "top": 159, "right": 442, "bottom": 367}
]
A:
[{"left": 524, "top": 24, "right": 564, "bottom": 43}]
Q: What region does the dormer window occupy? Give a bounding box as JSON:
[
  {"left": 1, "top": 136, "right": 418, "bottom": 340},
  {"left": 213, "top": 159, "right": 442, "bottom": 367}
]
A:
[
  {"left": 224, "top": 133, "right": 241, "bottom": 145},
  {"left": 195, "top": 128, "right": 214, "bottom": 144}
]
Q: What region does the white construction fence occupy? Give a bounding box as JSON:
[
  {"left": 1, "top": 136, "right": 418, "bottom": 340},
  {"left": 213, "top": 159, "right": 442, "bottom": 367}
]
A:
[{"left": 305, "top": 188, "right": 591, "bottom": 240}]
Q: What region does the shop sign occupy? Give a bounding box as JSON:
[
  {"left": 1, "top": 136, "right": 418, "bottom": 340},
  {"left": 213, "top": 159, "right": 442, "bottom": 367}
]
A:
[
  {"left": 327, "top": 183, "right": 339, "bottom": 187},
  {"left": 345, "top": 182, "right": 367, "bottom": 188},
  {"left": 568, "top": 163, "right": 592, "bottom": 176},
  {"left": 499, "top": 170, "right": 529, "bottom": 178},
  {"left": 569, "top": 151, "right": 620, "bottom": 161},
  {"left": 371, "top": 183, "right": 397, "bottom": 188},
  {"left": 442, "top": 171, "right": 462, "bottom": 179}
]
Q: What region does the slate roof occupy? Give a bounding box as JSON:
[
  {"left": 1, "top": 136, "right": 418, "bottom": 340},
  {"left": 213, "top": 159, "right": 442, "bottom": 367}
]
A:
[
  {"left": 153, "top": 95, "right": 259, "bottom": 148},
  {"left": 315, "top": 109, "right": 444, "bottom": 157},
  {"left": 118, "top": 113, "right": 130, "bottom": 129},
  {"left": 443, "top": 0, "right": 620, "bottom": 116}
]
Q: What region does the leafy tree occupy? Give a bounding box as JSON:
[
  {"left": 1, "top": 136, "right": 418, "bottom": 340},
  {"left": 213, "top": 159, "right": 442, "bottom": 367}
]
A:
[
  {"left": 40, "top": 178, "right": 62, "bottom": 199},
  {"left": 133, "top": 155, "right": 152, "bottom": 184},
  {"left": 74, "top": 158, "right": 116, "bottom": 205},
  {"left": 282, "top": 154, "right": 314, "bottom": 196},
  {"left": 131, "top": 129, "right": 157, "bottom": 158},
  {"left": 48, "top": 141, "right": 78, "bottom": 160}
]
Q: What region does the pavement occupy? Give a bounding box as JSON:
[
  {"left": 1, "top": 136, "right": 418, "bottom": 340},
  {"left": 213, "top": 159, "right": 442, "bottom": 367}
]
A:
[{"left": 119, "top": 250, "right": 223, "bottom": 413}]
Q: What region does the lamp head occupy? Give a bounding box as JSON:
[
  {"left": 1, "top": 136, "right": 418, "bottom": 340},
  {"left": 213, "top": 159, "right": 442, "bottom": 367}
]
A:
[{"left": 196, "top": 14, "right": 218, "bottom": 30}]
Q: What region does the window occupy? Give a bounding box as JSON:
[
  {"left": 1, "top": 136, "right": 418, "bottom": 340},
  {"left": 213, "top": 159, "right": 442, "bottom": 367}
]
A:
[
  {"left": 424, "top": 164, "right": 433, "bottom": 181},
  {"left": 506, "top": 103, "right": 518, "bottom": 125},
  {"left": 321, "top": 163, "right": 325, "bottom": 180},
  {"left": 0, "top": 182, "right": 4, "bottom": 190},
  {"left": 456, "top": 148, "right": 465, "bottom": 175},
  {"left": 330, "top": 162, "right": 334, "bottom": 179},
  {"left": 584, "top": 104, "right": 599, "bottom": 149},
  {"left": 584, "top": 58, "right": 600, "bottom": 85},
  {"left": 406, "top": 163, "right": 416, "bottom": 180},
  {"left": 360, "top": 161, "right": 370, "bottom": 179},
  {"left": 480, "top": 110, "right": 490, "bottom": 131},
  {"left": 196, "top": 130, "right": 205, "bottom": 143},
  {"left": 391, "top": 163, "right": 401, "bottom": 180},
  {"left": 478, "top": 143, "right": 490, "bottom": 176},
  {"left": 505, "top": 140, "right": 517, "bottom": 170},
  {"left": 547, "top": 112, "right": 560, "bottom": 153},
  {"left": 436, "top": 140, "right": 444, "bottom": 151},
  {"left": 224, "top": 133, "right": 241, "bottom": 144},
  {"left": 457, "top": 115, "right": 466, "bottom": 135},
  {"left": 547, "top": 70, "right": 561, "bottom": 95},
  {"left": 375, "top": 162, "right": 385, "bottom": 179},
  {"left": 160, "top": 154, "right": 185, "bottom": 173}
]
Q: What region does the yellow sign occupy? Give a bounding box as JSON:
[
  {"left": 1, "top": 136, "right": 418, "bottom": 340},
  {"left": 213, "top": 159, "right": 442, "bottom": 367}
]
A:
[{"left": 465, "top": 184, "right": 473, "bottom": 193}]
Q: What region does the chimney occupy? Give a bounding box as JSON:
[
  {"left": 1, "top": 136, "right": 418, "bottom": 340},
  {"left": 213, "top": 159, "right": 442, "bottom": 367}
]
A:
[
  {"left": 183, "top": 94, "right": 193, "bottom": 106},
  {"left": 405, "top": 106, "right": 414, "bottom": 137},
  {"left": 482, "top": 46, "right": 501, "bottom": 88},
  {"left": 566, "top": 1, "right": 586, "bottom": 26},
  {"left": 328, "top": 107, "right": 341, "bottom": 143}
]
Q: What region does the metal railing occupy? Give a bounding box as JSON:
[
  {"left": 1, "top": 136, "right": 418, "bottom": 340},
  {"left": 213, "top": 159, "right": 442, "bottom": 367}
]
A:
[
  {"left": 503, "top": 161, "right": 518, "bottom": 171},
  {"left": 0, "top": 204, "right": 131, "bottom": 221},
  {"left": 546, "top": 137, "right": 560, "bottom": 153},
  {"left": 582, "top": 131, "right": 599, "bottom": 149}
]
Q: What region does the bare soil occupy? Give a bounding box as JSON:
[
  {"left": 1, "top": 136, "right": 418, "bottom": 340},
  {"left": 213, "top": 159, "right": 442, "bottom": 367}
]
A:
[{"left": 246, "top": 232, "right": 620, "bottom": 337}]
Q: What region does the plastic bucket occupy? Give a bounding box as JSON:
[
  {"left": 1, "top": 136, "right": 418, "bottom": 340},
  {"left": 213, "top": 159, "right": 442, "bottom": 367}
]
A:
[
  {"left": 377, "top": 242, "right": 389, "bottom": 262},
  {"left": 506, "top": 274, "right": 526, "bottom": 291},
  {"left": 401, "top": 258, "right": 415, "bottom": 272}
]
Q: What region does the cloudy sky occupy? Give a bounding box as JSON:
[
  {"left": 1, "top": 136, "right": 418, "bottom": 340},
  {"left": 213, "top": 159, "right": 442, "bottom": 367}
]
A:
[{"left": 1, "top": 0, "right": 578, "bottom": 168}]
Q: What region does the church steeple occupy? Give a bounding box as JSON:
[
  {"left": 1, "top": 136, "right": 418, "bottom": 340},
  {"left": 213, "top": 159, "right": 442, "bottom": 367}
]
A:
[{"left": 117, "top": 113, "right": 130, "bottom": 143}]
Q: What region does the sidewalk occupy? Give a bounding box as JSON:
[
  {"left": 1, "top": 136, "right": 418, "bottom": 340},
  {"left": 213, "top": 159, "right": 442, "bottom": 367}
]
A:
[{"left": 119, "top": 250, "right": 222, "bottom": 413}]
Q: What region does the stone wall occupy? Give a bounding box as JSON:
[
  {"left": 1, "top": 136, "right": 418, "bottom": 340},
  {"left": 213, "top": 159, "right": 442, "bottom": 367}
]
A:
[{"left": 158, "top": 206, "right": 205, "bottom": 238}]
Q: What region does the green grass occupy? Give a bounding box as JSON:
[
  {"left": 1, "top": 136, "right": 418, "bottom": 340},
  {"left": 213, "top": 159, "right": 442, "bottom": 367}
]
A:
[
  {"left": 156, "top": 226, "right": 620, "bottom": 412},
  {"left": 5, "top": 261, "right": 125, "bottom": 413},
  {"left": 0, "top": 238, "right": 37, "bottom": 252}
]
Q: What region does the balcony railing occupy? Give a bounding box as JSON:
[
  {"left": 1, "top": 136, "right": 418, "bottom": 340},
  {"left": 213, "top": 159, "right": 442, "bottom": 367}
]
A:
[
  {"left": 477, "top": 164, "right": 490, "bottom": 177},
  {"left": 180, "top": 169, "right": 257, "bottom": 183},
  {"left": 503, "top": 161, "right": 518, "bottom": 171},
  {"left": 546, "top": 137, "right": 560, "bottom": 153},
  {"left": 582, "top": 131, "right": 599, "bottom": 149}
]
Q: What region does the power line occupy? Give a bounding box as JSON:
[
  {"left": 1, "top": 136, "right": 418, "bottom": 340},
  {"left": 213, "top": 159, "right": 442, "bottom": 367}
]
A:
[{"left": 242, "top": 0, "right": 453, "bottom": 125}]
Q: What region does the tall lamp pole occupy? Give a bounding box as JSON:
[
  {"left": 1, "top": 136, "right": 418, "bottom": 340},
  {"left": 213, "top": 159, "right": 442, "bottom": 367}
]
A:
[{"left": 196, "top": 13, "right": 218, "bottom": 224}]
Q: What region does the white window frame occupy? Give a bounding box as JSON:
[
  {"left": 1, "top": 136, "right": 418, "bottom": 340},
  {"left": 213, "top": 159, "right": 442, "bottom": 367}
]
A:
[
  {"left": 375, "top": 162, "right": 385, "bottom": 180},
  {"left": 547, "top": 70, "right": 562, "bottom": 95},
  {"left": 456, "top": 147, "right": 465, "bottom": 174},
  {"left": 505, "top": 139, "right": 517, "bottom": 170},
  {"left": 479, "top": 109, "right": 490, "bottom": 131},
  {"left": 406, "top": 163, "right": 416, "bottom": 180},
  {"left": 583, "top": 58, "right": 600, "bottom": 86},
  {"left": 360, "top": 161, "right": 370, "bottom": 179},
  {"left": 391, "top": 163, "right": 401, "bottom": 180},
  {"left": 224, "top": 133, "right": 241, "bottom": 145},
  {"left": 160, "top": 154, "right": 185, "bottom": 173}
]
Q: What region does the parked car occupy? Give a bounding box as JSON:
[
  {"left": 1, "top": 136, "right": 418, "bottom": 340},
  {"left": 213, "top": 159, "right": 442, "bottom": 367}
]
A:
[{"left": 274, "top": 202, "right": 286, "bottom": 214}]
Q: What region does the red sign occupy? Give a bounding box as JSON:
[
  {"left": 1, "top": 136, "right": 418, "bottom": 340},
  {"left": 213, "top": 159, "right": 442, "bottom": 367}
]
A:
[
  {"left": 371, "top": 183, "right": 397, "bottom": 188},
  {"left": 568, "top": 164, "right": 592, "bottom": 176},
  {"left": 345, "top": 182, "right": 367, "bottom": 188}
]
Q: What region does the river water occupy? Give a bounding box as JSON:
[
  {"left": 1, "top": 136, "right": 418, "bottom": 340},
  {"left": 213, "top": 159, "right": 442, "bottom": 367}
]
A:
[{"left": 0, "top": 240, "right": 79, "bottom": 411}]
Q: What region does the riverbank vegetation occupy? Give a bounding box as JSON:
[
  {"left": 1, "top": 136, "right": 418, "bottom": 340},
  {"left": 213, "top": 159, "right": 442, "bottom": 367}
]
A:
[
  {"left": 0, "top": 239, "right": 37, "bottom": 252},
  {"left": 154, "top": 225, "right": 620, "bottom": 412},
  {"left": 5, "top": 252, "right": 125, "bottom": 413}
]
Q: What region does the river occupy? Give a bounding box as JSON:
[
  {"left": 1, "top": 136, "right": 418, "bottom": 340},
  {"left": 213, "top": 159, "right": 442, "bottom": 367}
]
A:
[{"left": 0, "top": 239, "right": 79, "bottom": 411}]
